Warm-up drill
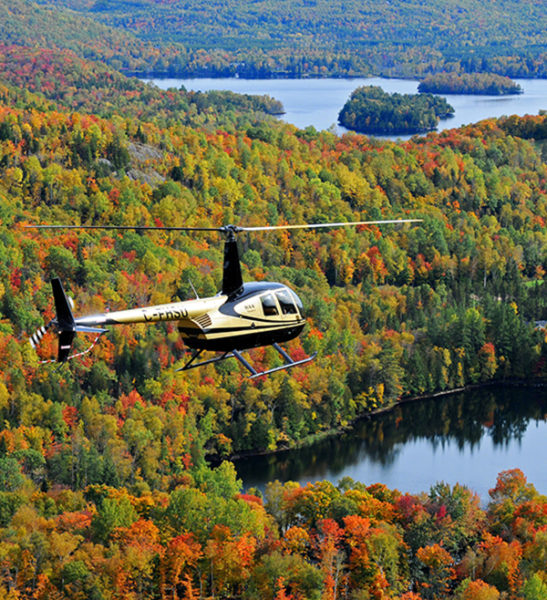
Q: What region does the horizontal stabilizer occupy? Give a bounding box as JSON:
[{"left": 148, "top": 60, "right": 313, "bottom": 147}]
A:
[{"left": 74, "top": 325, "right": 107, "bottom": 334}]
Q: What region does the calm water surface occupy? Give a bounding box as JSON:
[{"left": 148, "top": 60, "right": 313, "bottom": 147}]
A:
[
  {"left": 147, "top": 77, "right": 547, "bottom": 138},
  {"left": 233, "top": 386, "right": 547, "bottom": 499}
]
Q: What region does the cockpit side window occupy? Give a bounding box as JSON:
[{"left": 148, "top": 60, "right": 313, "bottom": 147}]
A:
[
  {"left": 275, "top": 289, "right": 297, "bottom": 314},
  {"left": 261, "top": 293, "right": 279, "bottom": 316}
]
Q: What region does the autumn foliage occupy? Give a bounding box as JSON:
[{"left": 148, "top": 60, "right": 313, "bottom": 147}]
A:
[{"left": 0, "top": 44, "right": 546, "bottom": 599}]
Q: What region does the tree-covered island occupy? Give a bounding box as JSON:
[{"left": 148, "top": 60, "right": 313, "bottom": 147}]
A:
[
  {"left": 338, "top": 85, "right": 454, "bottom": 135},
  {"left": 418, "top": 72, "right": 524, "bottom": 95}
]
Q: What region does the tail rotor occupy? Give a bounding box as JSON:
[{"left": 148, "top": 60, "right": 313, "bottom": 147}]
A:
[{"left": 29, "top": 321, "right": 53, "bottom": 352}]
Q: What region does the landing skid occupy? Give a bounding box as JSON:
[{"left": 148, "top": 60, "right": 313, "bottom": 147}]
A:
[{"left": 176, "top": 343, "right": 317, "bottom": 378}]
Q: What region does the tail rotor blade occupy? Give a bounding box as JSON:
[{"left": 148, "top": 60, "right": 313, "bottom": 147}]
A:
[{"left": 29, "top": 321, "right": 52, "bottom": 350}]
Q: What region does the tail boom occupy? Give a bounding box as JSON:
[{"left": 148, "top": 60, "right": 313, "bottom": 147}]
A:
[
  {"left": 74, "top": 295, "right": 226, "bottom": 328},
  {"left": 32, "top": 278, "right": 226, "bottom": 363}
]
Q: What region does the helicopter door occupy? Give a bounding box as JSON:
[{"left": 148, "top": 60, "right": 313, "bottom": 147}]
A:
[{"left": 275, "top": 289, "right": 299, "bottom": 319}]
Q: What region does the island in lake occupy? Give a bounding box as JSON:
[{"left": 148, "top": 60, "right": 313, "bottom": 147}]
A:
[
  {"left": 418, "top": 72, "right": 523, "bottom": 95},
  {"left": 338, "top": 85, "right": 454, "bottom": 135}
]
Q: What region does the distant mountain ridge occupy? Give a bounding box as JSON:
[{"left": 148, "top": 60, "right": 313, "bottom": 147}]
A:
[{"left": 3, "top": 0, "right": 545, "bottom": 78}]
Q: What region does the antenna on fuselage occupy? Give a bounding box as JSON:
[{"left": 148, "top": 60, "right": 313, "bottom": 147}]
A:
[{"left": 188, "top": 280, "right": 200, "bottom": 300}]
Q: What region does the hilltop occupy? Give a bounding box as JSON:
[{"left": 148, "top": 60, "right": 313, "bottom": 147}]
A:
[{"left": 0, "top": 44, "right": 283, "bottom": 128}]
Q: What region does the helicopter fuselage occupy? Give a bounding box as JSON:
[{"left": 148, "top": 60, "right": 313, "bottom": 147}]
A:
[{"left": 74, "top": 281, "right": 306, "bottom": 353}]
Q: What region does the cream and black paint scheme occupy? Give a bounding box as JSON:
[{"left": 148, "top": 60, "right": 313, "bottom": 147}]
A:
[
  {"left": 28, "top": 220, "right": 419, "bottom": 377},
  {"left": 75, "top": 282, "right": 306, "bottom": 354}
]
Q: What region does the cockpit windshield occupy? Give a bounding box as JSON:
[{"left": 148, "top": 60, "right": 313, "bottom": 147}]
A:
[{"left": 290, "top": 290, "right": 304, "bottom": 311}]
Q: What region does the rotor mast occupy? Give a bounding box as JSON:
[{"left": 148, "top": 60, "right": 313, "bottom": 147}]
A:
[{"left": 221, "top": 225, "right": 244, "bottom": 297}]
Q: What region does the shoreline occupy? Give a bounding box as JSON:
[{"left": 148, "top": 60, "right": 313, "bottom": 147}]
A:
[
  {"left": 133, "top": 71, "right": 547, "bottom": 83},
  {"left": 226, "top": 377, "right": 547, "bottom": 463}
]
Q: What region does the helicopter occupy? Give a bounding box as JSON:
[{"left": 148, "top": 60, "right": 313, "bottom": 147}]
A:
[{"left": 27, "top": 220, "right": 420, "bottom": 378}]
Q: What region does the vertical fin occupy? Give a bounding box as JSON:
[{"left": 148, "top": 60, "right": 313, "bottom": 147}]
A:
[
  {"left": 58, "top": 330, "right": 76, "bottom": 363},
  {"left": 51, "top": 278, "right": 76, "bottom": 361},
  {"left": 51, "top": 278, "right": 75, "bottom": 328}
]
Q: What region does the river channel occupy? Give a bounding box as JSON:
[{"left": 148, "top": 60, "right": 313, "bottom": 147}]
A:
[
  {"left": 233, "top": 385, "right": 547, "bottom": 499},
  {"left": 147, "top": 76, "right": 547, "bottom": 138}
]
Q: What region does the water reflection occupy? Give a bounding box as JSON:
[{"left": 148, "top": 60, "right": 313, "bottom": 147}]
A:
[{"left": 234, "top": 386, "right": 547, "bottom": 497}]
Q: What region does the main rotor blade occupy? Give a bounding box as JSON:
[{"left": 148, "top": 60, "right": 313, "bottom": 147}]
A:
[
  {"left": 23, "top": 225, "right": 223, "bottom": 232},
  {"left": 24, "top": 219, "right": 421, "bottom": 233},
  {"left": 240, "top": 219, "right": 421, "bottom": 231}
]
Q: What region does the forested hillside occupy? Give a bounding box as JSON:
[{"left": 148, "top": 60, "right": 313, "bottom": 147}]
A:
[
  {"left": 1, "top": 54, "right": 547, "bottom": 457},
  {"left": 0, "top": 0, "right": 167, "bottom": 71},
  {"left": 0, "top": 464, "right": 546, "bottom": 599},
  {"left": 2, "top": 0, "right": 546, "bottom": 77},
  {"left": 0, "top": 44, "right": 283, "bottom": 128},
  {"left": 0, "top": 45, "right": 547, "bottom": 598}
]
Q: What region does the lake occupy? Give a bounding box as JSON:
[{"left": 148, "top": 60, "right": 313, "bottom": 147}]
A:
[
  {"left": 146, "top": 77, "right": 547, "bottom": 138},
  {"left": 233, "top": 385, "right": 547, "bottom": 499}
]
